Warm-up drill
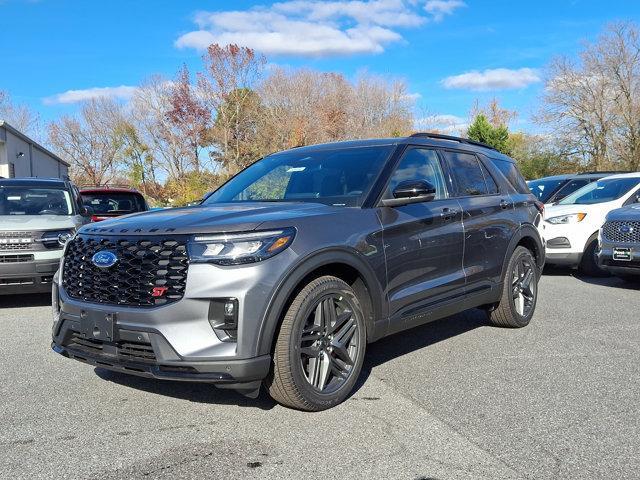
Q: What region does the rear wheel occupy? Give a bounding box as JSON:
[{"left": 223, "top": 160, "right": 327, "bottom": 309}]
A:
[
  {"left": 489, "top": 246, "right": 538, "bottom": 328},
  {"left": 266, "top": 276, "right": 366, "bottom": 411},
  {"left": 579, "top": 238, "right": 608, "bottom": 277}
]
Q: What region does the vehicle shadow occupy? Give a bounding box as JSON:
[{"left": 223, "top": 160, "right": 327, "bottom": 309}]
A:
[
  {"left": 542, "top": 265, "right": 640, "bottom": 290},
  {"left": 95, "top": 309, "right": 490, "bottom": 411},
  {"left": 0, "top": 292, "right": 51, "bottom": 308},
  {"left": 353, "top": 308, "right": 490, "bottom": 395},
  {"left": 94, "top": 368, "right": 278, "bottom": 410}
]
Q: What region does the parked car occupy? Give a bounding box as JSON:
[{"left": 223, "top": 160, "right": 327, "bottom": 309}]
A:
[
  {"left": 527, "top": 172, "right": 624, "bottom": 205},
  {"left": 52, "top": 133, "right": 545, "bottom": 411},
  {"left": 80, "top": 186, "right": 148, "bottom": 222},
  {"left": 542, "top": 172, "right": 640, "bottom": 275},
  {"left": 597, "top": 204, "right": 640, "bottom": 281},
  {"left": 0, "top": 178, "right": 89, "bottom": 294}
]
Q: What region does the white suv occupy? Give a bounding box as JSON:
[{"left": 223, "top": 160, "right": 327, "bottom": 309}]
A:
[{"left": 542, "top": 172, "right": 640, "bottom": 275}]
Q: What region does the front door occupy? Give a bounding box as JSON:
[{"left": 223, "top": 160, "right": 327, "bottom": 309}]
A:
[{"left": 377, "top": 147, "right": 465, "bottom": 333}]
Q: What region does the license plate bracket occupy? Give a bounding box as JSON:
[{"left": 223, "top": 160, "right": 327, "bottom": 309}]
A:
[
  {"left": 613, "top": 247, "right": 632, "bottom": 262},
  {"left": 79, "top": 310, "right": 116, "bottom": 342}
]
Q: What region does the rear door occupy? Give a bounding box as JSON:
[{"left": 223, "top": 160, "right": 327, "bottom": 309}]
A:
[
  {"left": 378, "top": 146, "right": 465, "bottom": 332},
  {"left": 441, "top": 150, "right": 516, "bottom": 292}
]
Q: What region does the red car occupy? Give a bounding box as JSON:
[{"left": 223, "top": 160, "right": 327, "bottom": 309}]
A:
[{"left": 80, "top": 187, "right": 148, "bottom": 222}]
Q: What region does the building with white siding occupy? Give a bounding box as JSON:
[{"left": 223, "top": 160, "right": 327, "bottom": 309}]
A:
[{"left": 0, "top": 121, "right": 69, "bottom": 179}]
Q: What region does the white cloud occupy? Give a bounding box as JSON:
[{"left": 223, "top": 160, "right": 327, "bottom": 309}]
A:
[
  {"left": 441, "top": 68, "right": 541, "bottom": 91},
  {"left": 176, "top": 1, "right": 463, "bottom": 57},
  {"left": 416, "top": 114, "right": 468, "bottom": 134},
  {"left": 43, "top": 85, "right": 138, "bottom": 105},
  {"left": 424, "top": 0, "right": 466, "bottom": 22},
  {"left": 403, "top": 92, "right": 422, "bottom": 101}
]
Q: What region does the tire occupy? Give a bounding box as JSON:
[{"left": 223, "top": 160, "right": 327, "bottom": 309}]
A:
[
  {"left": 489, "top": 246, "right": 539, "bottom": 328},
  {"left": 579, "top": 238, "right": 608, "bottom": 277},
  {"left": 266, "top": 276, "right": 367, "bottom": 411}
]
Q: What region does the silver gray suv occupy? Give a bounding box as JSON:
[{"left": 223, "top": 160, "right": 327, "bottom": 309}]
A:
[{"left": 52, "top": 134, "right": 545, "bottom": 411}]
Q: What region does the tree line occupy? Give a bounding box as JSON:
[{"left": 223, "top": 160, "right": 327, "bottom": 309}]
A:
[{"left": 1, "top": 21, "right": 638, "bottom": 205}]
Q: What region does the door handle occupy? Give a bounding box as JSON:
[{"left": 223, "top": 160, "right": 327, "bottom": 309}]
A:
[
  {"left": 440, "top": 208, "right": 458, "bottom": 221},
  {"left": 500, "top": 199, "right": 510, "bottom": 209}
]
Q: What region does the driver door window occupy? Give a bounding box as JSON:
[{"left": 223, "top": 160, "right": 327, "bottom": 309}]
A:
[{"left": 385, "top": 148, "right": 447, "bottom": 200}]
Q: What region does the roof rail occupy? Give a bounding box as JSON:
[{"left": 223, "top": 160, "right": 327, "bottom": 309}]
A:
[
  {"left": 578, "top": 170, "right": 631, "bottom": 175},
  {"left": 409, "top": 132, "right": 498, "bottom": 152},
  {"left": 79, "top": 184, "right": 132, "bottom": 189}
]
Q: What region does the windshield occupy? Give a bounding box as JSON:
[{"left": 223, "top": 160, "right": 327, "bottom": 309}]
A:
[
  {"left": 558, "top": 177, "right": 640, "bottom": 205},
  {"left": 81, "top": 192, "right": 145, "bottom": 215},
  {"left": 527, "top": 178, "right": 566, "bottom": 202},
  {"left": 0, "top": 186, "right": 73, "bottom": 216},
  {"left": 205, "top": 145, "right": 394, "bottom": 207}
]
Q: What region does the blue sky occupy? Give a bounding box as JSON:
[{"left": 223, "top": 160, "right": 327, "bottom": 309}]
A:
[{"left": 1, "top": 0, "right": 639, "bottom": 133}]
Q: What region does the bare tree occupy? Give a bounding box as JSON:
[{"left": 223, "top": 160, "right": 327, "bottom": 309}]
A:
[
  {"left": 347, "top": 73, "right": 414, "bottom": 139},
  {"left": 470, "top": 98, "right": 518, "bottom": 129},
  {"left": 166, "top": 65, "right": 211, "bottom": 172},
  {"left": 538, "top": 21, "right": 640, "bottom": 171},
  {"left": 198, "top": 44, "right": 266, "bottom": 173},
  {"left": 130, "top": 76, "right": 192, "bottom": 180},
  {"left": 0, "top": 90, "right": 42, "bottom": 140},
  {"left": 48, "top": 98, "right": 125, "bottom": 185},
  {"left": 259, "top": 69, "right": 414, "bottom": 153},
  {"left": 591, "top": 22, "right": 640, "bottom": 171}
]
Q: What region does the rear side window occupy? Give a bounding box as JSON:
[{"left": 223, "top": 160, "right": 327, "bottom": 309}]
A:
[
  {"left": 550, "top": 179, "right": 590, "bottom": 202},
  {"left": 491, "top": 159, "right": 529, "bottom": 194},
  {"left": 480, "top": 162, "right": 499, "bottom": 194},
  {"left": 442, "top": 151, "right": 489, "bottom": 196}
]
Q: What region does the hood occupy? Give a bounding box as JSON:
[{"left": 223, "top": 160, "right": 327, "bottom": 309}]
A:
[
  {"left": 0, "top": 215, "right": 78, "bottom": 232},
  {"left": 79, "top": 202, "right": 344, "bottom": 236},
  {"left": 606, "top": 204, "right": 640, "bottom": 221}
]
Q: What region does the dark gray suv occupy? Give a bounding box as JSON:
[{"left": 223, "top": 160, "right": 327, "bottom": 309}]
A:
[{"left": 52, "top": 133, "right": 545, "bottom": 411}]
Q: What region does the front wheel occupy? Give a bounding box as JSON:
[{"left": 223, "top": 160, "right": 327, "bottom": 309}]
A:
[
  {"left": 489, "top": 246, "right": 539, "bottom": 328},
  {"left": 266, "top": 276, "right": 366, "bottom": 411},
  {"left": 579, "top": 238, "right": 608, "bottom": 277}
]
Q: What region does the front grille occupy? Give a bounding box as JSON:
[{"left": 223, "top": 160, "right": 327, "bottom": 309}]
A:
[
  {"left": 0, "top": 230, "right": 65, "bottom": 252},
  {"left": 0, "top": 254, "right": 34, "bottom": 263},
  {"left": 0, "top": 243, "right": 31, "bottom": 251},
  {"left": 66, "top": 332, "right": 157, "bottom": 363},
  {"left": 0, "top": 231, "right": 33, "bottom": 251},
  {"left": 602, "top": 221, "right": 640, "bottom": 243},
  {"left": 62, "top": 234, "right": 188, "bottom": 307}
]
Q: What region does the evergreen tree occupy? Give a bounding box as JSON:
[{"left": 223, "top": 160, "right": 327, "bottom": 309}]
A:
[{"left": 467, "top": 114, "right": 511, "bottom": 154}]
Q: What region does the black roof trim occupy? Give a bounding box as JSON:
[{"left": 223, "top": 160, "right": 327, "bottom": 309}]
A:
[
  {"left": 409, "top": 132, "right": 498, "bottom": 152},
  {"left": 578, "top": 170, "right": 631, "bottom": 175},
  {"left": 0, "top": 177, "right": 68, "bottom": 186}
]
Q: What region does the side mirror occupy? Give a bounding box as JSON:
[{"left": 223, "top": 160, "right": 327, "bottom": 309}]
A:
[
  {"left": 80, "top": 205, "right": 93, "bottom": 217},
  {"left": 381, "top": 180, "right": 436, "bottom": 207}
]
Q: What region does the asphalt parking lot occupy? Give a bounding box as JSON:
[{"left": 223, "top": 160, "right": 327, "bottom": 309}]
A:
[{"left": 1, "top": 272, "right": 638, "bottom": 480}]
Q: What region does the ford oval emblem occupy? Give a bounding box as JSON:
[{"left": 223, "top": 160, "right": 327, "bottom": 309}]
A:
[
  {"left": 91, "top": 250, "right": 118, "bottom": 268},
  {"left": 619, "top": 225, "right": 634, "bottom": 234}
]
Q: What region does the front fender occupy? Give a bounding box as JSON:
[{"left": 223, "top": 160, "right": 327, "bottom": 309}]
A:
[{"left": 256, "top": 247, "right": 386, "bottom": 356}]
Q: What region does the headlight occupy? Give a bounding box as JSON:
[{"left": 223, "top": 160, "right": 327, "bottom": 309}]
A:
[
  {"left": 39, "top": 229, "right": 76, "bottom": 248},
  {"left": 188, "top": 228, "right": 295, "bottom": 265},
  {"left": 546, "top": 213, "right": 587, "bottom": 224}
]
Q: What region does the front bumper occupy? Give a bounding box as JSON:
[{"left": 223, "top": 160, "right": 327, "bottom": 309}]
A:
[
  {"left": 541, "top": 221, "right": 595, "bottom": 267},
  {"left": 598, "top": 240, "right": 640, "bottom": 276},
  {"left": 52, "top": 253, "right": 295, "bottom": 385},
  {"left": 0, "top": 251, "right": 61, "bottom": 294}
]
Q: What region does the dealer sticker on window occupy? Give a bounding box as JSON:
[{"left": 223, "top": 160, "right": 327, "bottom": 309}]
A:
[{"left": 613, "top": 247, "right": 632, "bottom": 261}]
